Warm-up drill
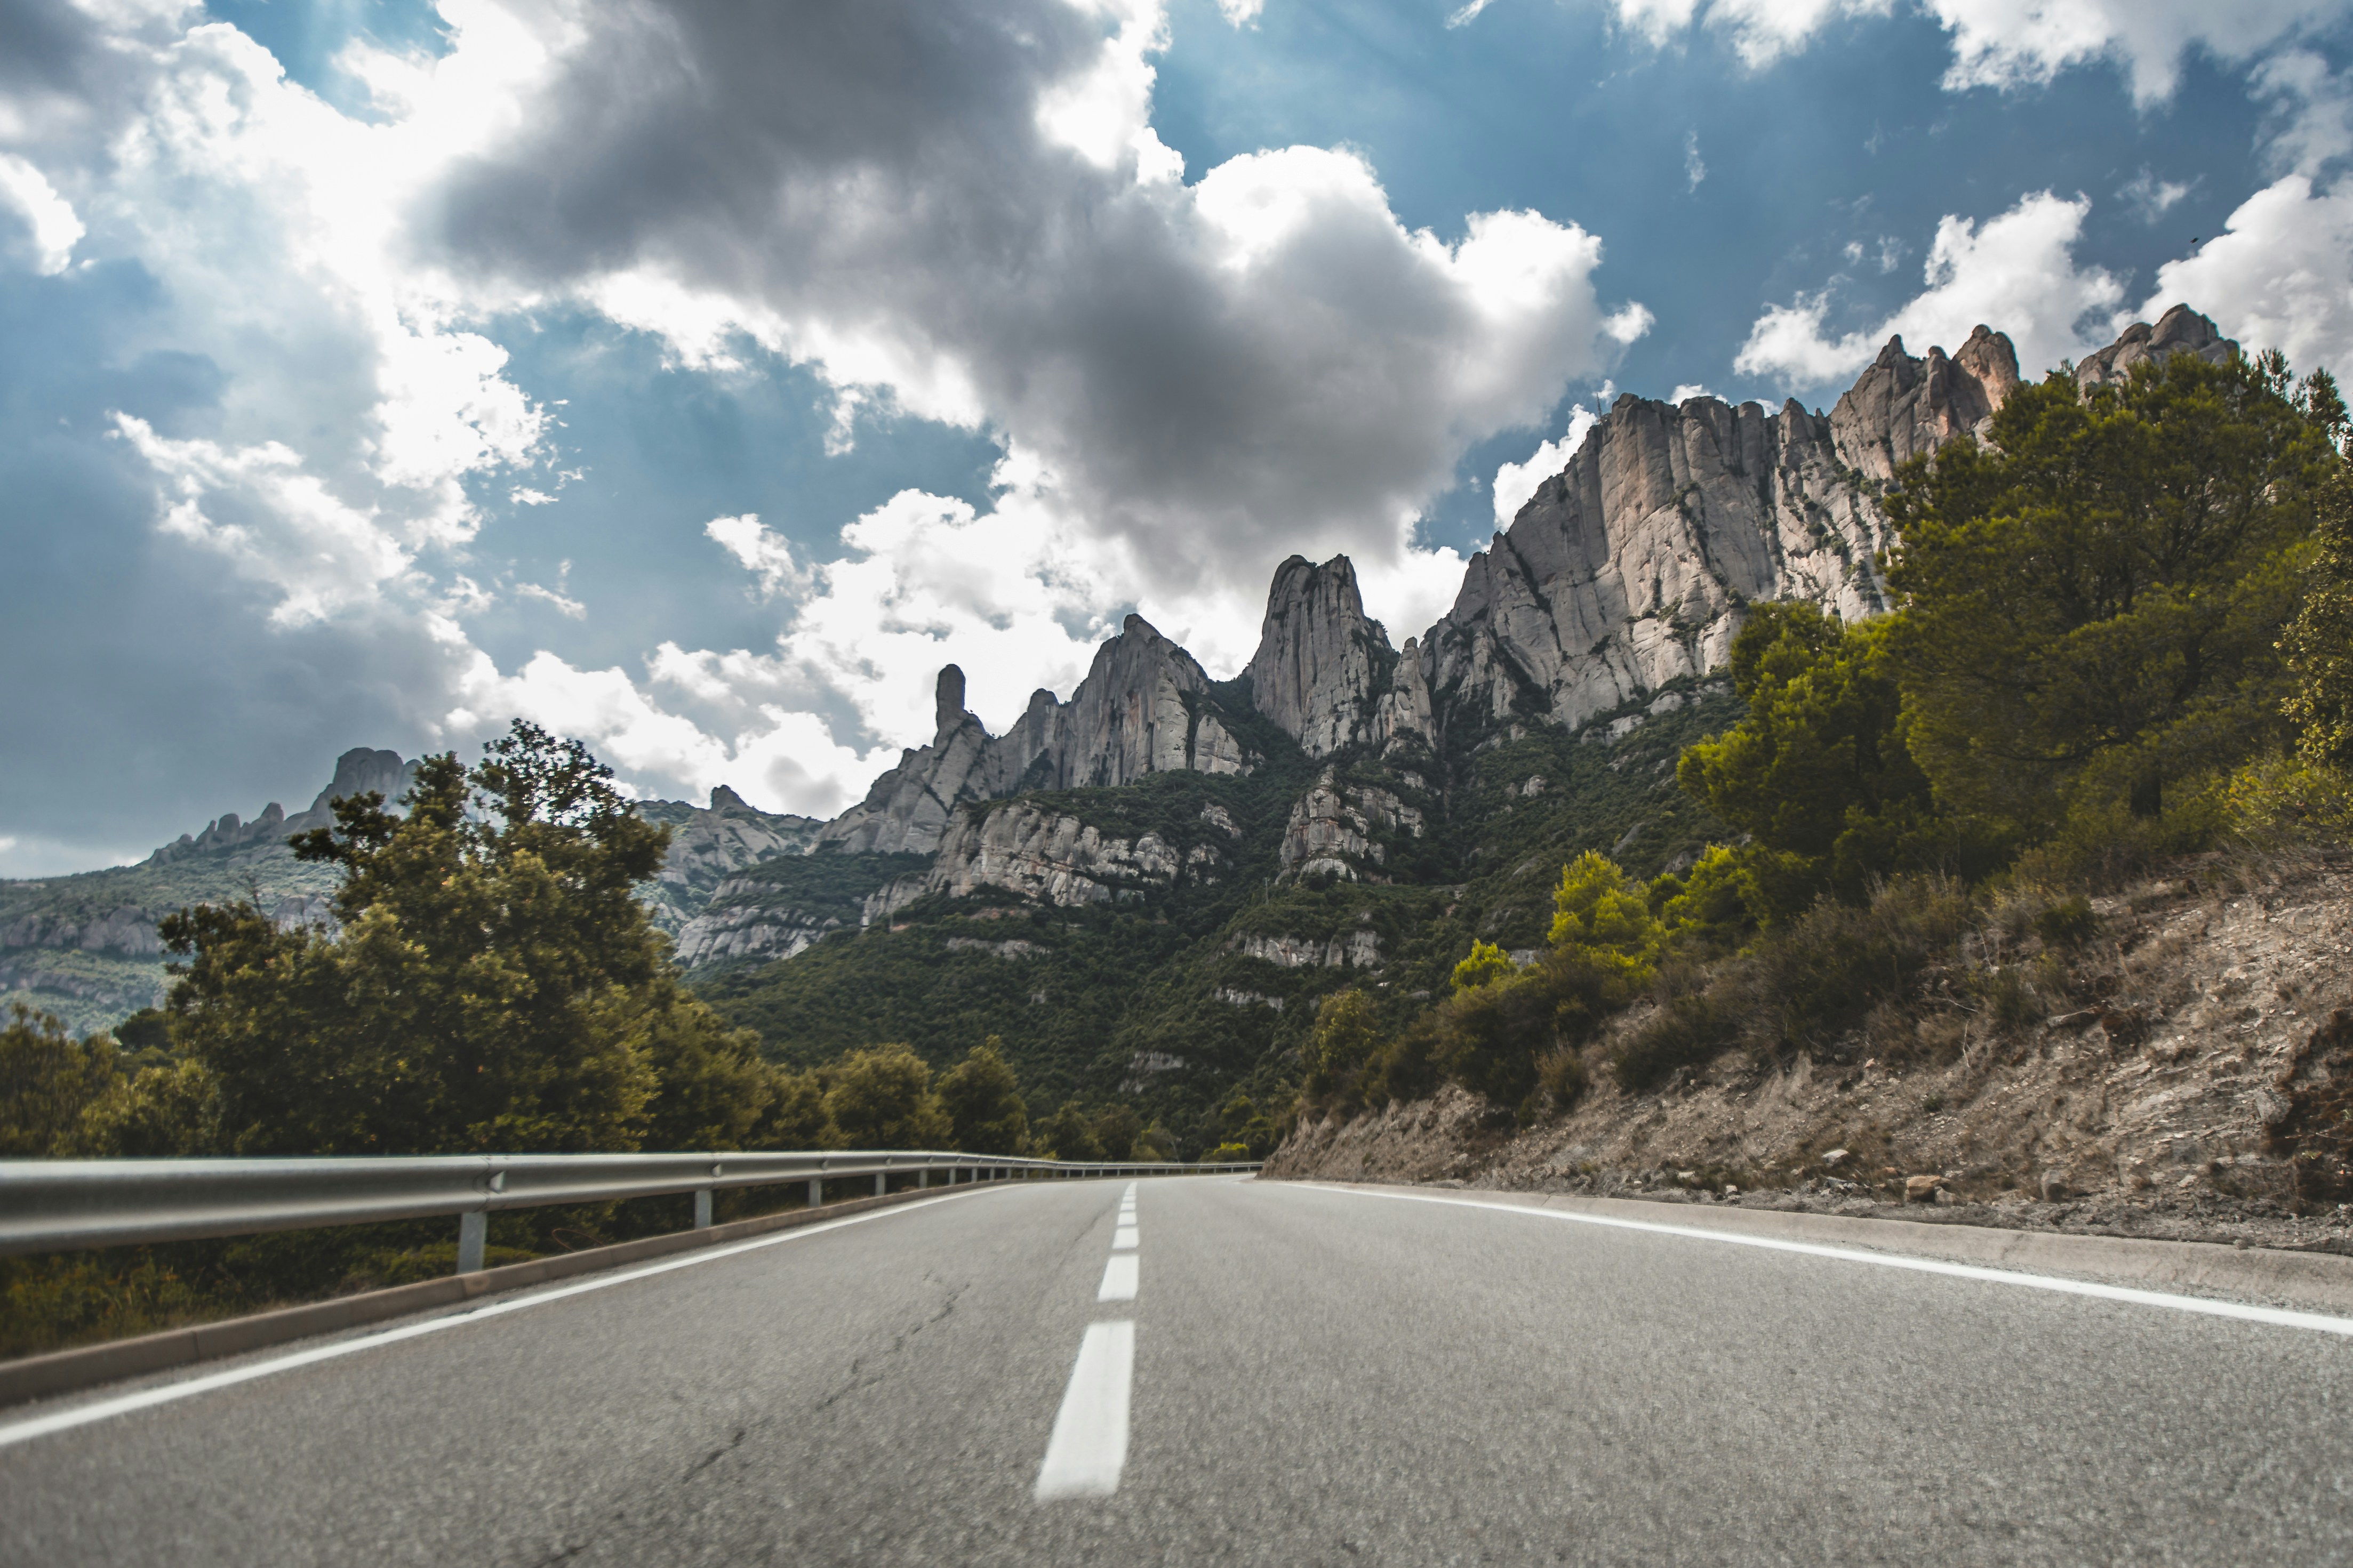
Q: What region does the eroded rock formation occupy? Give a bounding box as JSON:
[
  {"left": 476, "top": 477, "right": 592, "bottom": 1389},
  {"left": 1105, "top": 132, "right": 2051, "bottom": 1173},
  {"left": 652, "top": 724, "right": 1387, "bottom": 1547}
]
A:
[
  {"left": 821, "top": 620, "right": 1254, "bottom": 856},
  {"left": 1277, "top": 767, "right": 1427, "bottom": 882}
]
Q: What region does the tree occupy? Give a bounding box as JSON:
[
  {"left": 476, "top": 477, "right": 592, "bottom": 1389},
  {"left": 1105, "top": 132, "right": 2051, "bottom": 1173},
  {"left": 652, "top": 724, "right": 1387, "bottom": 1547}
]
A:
[
  {"left": 1884, "top": 350, "right": 2333, "bottom": 836},
  {"left": 636, "top": 973, "right": 786, "bottom": 1151},
  {"left": 1036, "top": 1099, "right": 1105, "bottom": 1161},
  {"left": 1677, "top": 602, "right": 1946, "bottom": 912},
  {"left": 1091, "top": 1104, "right": 1143, "bottom": 1161},
  {"left": 1548, "top": 851, "right": 1657, "bottom": 980},
  {"left": 163, "top": 721, "right": 703, "bottom": 1155},
  {"left": 937, "top": 1038, "right": 1028, "bottom": 1154},
  {"left": 1450, "top": 940, "right": 1517, "bottom": 993},
  {"left": 1302, "top": 988, "right": 1383, "bottom": 1096},
  {"left": 2283, "top": 469, "right": 2353, "bottom": 773},
  {"left": 0, "top": 1004, "right": 121, "bottom": 1156},
  {"left": 822, "top": 1042, "right": 950, "bottom": 1149}
]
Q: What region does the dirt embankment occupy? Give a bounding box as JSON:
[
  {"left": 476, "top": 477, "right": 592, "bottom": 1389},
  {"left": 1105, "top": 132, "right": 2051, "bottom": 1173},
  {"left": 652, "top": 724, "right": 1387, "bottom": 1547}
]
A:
[{"left": 1265, "top": 859, "right": 2353, "bottom": 1253}]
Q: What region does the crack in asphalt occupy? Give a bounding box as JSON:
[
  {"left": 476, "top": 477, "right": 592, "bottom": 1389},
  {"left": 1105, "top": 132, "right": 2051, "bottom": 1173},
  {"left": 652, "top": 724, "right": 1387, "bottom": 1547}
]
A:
[
  {"left": 685, "top": 1426, "right": 747, "bottom": 1479},
  {"left": 809, "top": 1275, "right": 966, "bottom": 1416}
]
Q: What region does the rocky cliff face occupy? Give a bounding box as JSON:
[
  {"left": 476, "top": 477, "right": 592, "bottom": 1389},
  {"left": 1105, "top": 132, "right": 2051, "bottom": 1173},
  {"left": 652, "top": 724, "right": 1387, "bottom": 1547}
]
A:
[
  {"left": 1421, "top": 392, "right": 1866, "bottom": 736},
  {"left": 879, "top": 792, "right": 1241, "bottom": 915},
  {"left": 1243, "top": 556, "right": 1438, "bottom": 761},
  {"left": 636, "top": 785, "right": 823, "bottom": 935},
  {"left": 146, "top": 747, "right": 418, "bottom": 865},
  {"left": 1277, "top": 767, "right": 1428, "bottom": 882},
  {"left": 2075, "top": 303, "right": 2235, "bottom": 391},
  {"left": 821, "top": 617, "right": 1255, "bottom": 856},
  {"left": 1411, "top": 310, "right": 2223, "bottom": 745}
]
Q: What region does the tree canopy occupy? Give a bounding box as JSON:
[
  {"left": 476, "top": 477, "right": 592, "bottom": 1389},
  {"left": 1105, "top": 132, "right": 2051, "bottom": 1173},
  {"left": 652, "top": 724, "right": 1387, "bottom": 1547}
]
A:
[{"left": 1883, "top": 350, "right": 2334, "bottom": 834}]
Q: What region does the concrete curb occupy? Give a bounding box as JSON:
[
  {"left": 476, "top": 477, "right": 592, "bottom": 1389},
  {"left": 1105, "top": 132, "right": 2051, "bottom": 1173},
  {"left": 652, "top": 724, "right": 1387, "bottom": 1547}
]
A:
[
  {"left": 0, "top": 1185, "right": 959, "bottom": 1410},
  {"left": 1292, "top": 1180, "right": 2353, "bottom": 1316}
]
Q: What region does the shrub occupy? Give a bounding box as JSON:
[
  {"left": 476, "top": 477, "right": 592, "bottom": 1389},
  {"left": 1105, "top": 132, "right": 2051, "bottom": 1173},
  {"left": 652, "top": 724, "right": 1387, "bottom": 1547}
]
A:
[
  {"left": 1450, "top": 940, "right": 1518, "bottom": 994},
  {"left": 1533, "top": 1047, "right": 1589, "bottom": 1114},
  {"left": 2032, "top": 895, "right": 2098, "bottom": 948},
  {"left": 1613, "top": 993, "right": 1735, "bottom": 1091}
]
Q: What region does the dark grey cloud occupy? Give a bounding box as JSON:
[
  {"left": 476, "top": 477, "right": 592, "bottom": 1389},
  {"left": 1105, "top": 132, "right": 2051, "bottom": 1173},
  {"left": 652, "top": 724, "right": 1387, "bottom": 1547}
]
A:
[{"left": 422, "top": 0, "right": 1628, "bottom": 612}]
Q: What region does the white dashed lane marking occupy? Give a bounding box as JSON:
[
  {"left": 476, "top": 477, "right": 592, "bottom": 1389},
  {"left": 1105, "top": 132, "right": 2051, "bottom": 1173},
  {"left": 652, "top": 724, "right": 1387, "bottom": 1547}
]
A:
[
  {"left": 1099, "top": 1253, "right": 1139, "bottom": 1301},
  {"left": 1035, "top": 1322, "right": 1135, "bottom": 1499}
]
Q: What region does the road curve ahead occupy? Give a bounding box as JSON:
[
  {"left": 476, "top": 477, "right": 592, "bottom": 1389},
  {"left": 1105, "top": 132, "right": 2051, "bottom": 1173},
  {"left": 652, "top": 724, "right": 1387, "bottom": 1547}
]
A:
[{"left": 4, "top": 1176, "right": 2351, "bottom": 1565}]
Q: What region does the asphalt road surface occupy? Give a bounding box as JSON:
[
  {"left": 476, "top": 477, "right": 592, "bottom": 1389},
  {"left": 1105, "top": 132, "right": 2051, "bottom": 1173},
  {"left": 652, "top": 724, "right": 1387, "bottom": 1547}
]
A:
[{"left": 5, "top": 1175, "right": 2352, "bottom": 1566}]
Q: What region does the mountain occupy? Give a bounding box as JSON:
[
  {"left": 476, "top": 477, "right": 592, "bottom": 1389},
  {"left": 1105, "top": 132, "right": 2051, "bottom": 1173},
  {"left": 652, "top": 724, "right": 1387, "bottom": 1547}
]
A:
[
  {"left": 695, "top": 306, "right": 2242, "bottom": 1147},
  {"left": 8, "top": 307, "right": 2238, "bottom": 1146}
]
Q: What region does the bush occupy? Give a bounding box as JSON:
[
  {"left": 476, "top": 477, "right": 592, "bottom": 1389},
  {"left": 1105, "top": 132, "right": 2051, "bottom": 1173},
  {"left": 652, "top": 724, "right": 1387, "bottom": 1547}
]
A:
[
  {"left": 2032, "top": 895, "right": 2098, "bottom": 949},
  {"left": 1533, "top": 1047, "right": 1589, "bottom": 1115},
  {"left": 1613, "top": 994, "right": 1735, "bottom": 1091},
  {"left": 1450, "top": 940, "right": 1518, "bottom": 993}
]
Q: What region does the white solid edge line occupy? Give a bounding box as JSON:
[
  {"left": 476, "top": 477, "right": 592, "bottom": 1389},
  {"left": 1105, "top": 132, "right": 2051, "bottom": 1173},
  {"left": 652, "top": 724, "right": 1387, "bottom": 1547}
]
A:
[
  {"left": 1299, "top": 1184, "right": 2353, "bottom": 1338},
  {"left": 0, "top": 1185, "right": 1001, "bottom": 1452},
  {"left": 1098, "top": 1253, "right": 1140, "bottom": 1302},
  {"left": 1035, "top": 1320, "right": 1134, "bottom": 1500},
  {"left": 1111, "top": 1227, "right": 1139, "bottom": 1251}
]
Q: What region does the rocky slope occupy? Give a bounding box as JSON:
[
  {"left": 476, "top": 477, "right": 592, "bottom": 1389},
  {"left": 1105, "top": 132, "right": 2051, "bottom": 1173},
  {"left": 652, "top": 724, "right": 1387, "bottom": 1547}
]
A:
[{"left": 1267, "top": 855, "right": 2353, "bottom": 1250}]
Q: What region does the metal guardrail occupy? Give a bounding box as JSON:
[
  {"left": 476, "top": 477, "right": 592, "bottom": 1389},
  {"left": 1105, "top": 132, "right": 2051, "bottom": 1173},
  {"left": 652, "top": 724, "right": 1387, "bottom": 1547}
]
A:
[{"left": 0, "top": 1152, "right": 1261, "bottom": 1273}]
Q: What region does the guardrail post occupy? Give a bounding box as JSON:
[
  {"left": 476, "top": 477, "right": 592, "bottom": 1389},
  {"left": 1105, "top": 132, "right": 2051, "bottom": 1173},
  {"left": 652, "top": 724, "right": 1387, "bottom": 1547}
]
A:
[
  {"left": 808, "top": 1177, "right": 822, "bottom": 1209},
  {"left": 694, "top": 1189, "right": 712, "bottom": 1230},
  {"left": 874, "top": 1172, "right": 886, "bottom": 1197},
  {"left": 457, "top": 1210, "right": 486, "bottom": 1274},
  {"left": 917, "top": 1169, "right": 928, "bottom": 1189}
]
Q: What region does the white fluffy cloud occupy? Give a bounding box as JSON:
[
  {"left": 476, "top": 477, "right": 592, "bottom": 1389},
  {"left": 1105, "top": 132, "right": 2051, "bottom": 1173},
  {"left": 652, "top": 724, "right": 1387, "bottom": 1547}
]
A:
[
  {"left": 403, "top": 0, "right": 1638, "bottom": 791},
  {"left": 0, "top": 152, "right": 82, "bottom": 274},
  {"left": 1609, "top": 0, "right": 2351, "bottom": 98},
  {"left": 1926, "top": 0, "right": 2350, "bottom": 104},
  {"left": 2142, "top": 175, "right": 2353, "bottom": 376},
  {"left": 1735, "top": 190, "right": 2124, "bottom": 388}
]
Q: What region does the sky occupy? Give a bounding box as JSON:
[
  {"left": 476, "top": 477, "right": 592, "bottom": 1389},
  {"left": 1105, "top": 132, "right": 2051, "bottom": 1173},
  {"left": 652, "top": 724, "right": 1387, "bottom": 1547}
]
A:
[{"left": 6, "top": 0, "right": 2353, "bottom": 875}]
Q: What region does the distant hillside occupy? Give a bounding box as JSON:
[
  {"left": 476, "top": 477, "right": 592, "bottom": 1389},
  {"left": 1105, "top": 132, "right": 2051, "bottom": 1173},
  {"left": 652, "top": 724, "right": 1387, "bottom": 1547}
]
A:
[{"left": 1, "top": 754, "right": 819, "bottom": 1036}]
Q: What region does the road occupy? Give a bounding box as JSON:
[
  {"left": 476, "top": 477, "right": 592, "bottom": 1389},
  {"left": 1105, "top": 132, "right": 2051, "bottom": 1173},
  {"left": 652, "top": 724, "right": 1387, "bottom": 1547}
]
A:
[{"left": 4, "top": 1175, "right": 2352, "bottom": 1565}]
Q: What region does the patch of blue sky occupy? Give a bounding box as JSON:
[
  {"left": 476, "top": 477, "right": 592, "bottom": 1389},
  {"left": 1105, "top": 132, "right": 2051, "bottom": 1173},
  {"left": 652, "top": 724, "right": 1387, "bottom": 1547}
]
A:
[{"left": 457, "top": 309, "right": 1004, "bottom": 685}]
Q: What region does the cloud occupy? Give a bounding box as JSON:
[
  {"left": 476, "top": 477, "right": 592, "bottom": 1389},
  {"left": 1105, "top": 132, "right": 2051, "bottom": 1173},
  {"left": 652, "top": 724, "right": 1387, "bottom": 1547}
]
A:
[
  {"left": 0, "top": 152, "right": 82, "bottom": 274},
  {"left": 2141, "top": 174, "right": 2353, "bottom": 377},
  {"left": 2254, "top": 49, "right": 2353, "bottom": 178},
  {"left": 1490, "top": 384, "right": 1612, "bottom": 529},
  {"left": 1448, "top": 0, "right": 1501, "bottom": 29},
  {"left": 1925, "top": 0, "right": 2350, "bottom": 105},
  {"left": 1669, "top": 382, "right": 1716, "bottom": 401},
  {"left": 1, "top": 0, "right": 1646, "bottom": 825},
  {"left": 420, "top": 0, "right": 1640, "bottom": 672},
  {"left": 705, "top": 514, "right": 815, "bottom": 602},
  {"left": 1610, "top": 0, "right": 2350, "bottom": 99},
  {"left": 1610, "top": 0, "right": 1892, "bottom": 65},
  {"left": 1735, "top": 190, "right": 2124, "bottom": 388},
  {"left": 2119, "top": 167, "right": 2195, "bottom": 221},
  {"left": 1219, "top": 0, "right": 1268, "bottom": 23},
  {"left": 110, "top": 415, "right": 413, "bottom": 625},
  {"left": 1684, "top": 130, "right": 1706, "bottom": 190}
]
